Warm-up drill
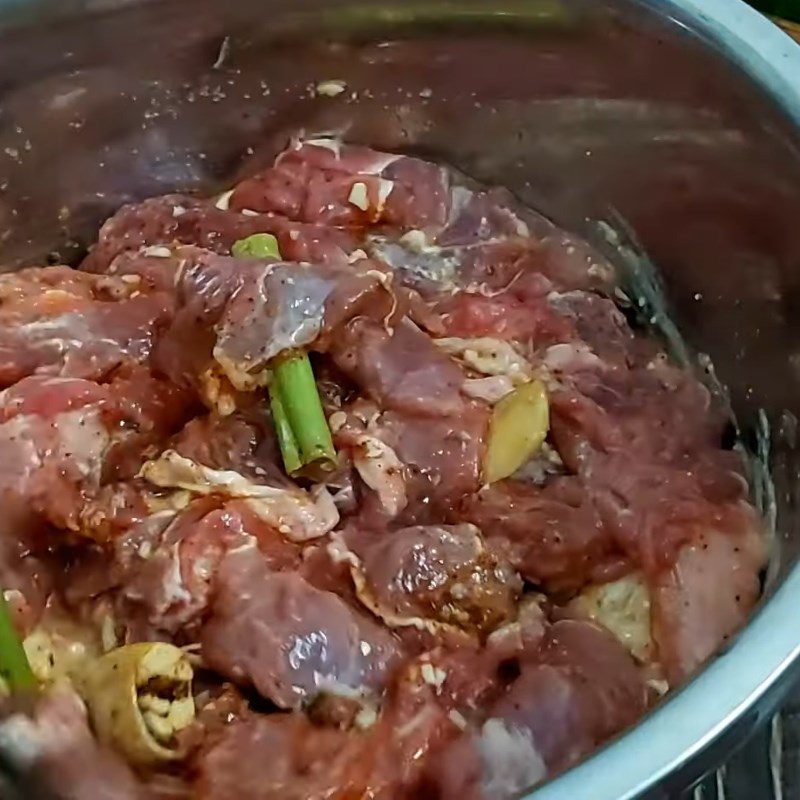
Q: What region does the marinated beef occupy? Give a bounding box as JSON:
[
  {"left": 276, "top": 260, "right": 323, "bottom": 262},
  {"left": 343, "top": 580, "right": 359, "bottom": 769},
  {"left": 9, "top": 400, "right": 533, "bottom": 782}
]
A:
[{"left": 0, "top": 137, "right": 766, "bottom": 800}]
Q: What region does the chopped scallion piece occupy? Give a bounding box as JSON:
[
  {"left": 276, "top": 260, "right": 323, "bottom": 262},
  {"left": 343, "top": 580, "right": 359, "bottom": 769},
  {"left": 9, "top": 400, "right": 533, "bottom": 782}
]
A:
[
  {"left": 268, "top": 384, "right": 303, "bottom": 475},
  {"left": 271, "top": 353, "right": 337, "bottom": 477},
  {"left": 231, "top": 233, "right": 281, "bottom": 259},
  {"left": 0, "top": 590, "right": 35, "bottom": 692}
]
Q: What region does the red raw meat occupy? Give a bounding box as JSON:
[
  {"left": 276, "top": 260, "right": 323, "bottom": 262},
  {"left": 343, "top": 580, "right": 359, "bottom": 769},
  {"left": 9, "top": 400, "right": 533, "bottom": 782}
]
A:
[{"left": 201, "top": 546, "right": 401, "bottom": 709}]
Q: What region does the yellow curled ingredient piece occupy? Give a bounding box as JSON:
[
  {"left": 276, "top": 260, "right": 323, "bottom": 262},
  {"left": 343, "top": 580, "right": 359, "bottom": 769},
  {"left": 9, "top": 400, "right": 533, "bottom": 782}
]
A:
[
  {"left": 79, "top": 642, "right": 195, "bottom": 766},
  {"left": 484, "top": 379, "right": 549, "bottom": 484},
  {"left": 24, "top": 626, "right": 97, "bottom": 686}
]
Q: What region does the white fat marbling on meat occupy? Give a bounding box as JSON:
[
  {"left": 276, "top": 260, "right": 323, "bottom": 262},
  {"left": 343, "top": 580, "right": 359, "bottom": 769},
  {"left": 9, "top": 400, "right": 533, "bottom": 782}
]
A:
[
  {"left": 351, "top": 433, "right": 407, "bottom": 516},
  {"left": 139, "top": 450, "right": 338, "bottom": 541},
  {"left": 462, "top": 375, "right": 515, "bottom": 404},
  {"left": 303, "top": 137, "right": 343, "bottom": 156},
  {"left": 376, "top": 178, "right": 395, "bottom": 211},
  {"left": 435, "top": 337, "right": 533, "bottom": 383},
  {"left": 367, "top": 237, "right": 459, "bottom": 290},
  {"left": 478, "top": 719, "right": 547, "bottom": 798},
  {"left": 0, "top": 406, "right": 109, "bottom": 497},
  {"left": 161, "top": 542, "right": 193, "bottom": 606},
  {"left": 214, "top": 190, "right": 234, "bottom": 210},
  {"left": 348, "top": 182, "right": 369, "bottom": 211},
  {"left": 141, "top": 245, "right": 172, "bottom": 258},
  {"left": 569, "top": 573, "right": 653, "bottom": 663},
  {"left": 543, "top": 342, "right": 603, "bottom": 373},
  {"left": 54, "top": 409, "right": 110, "bottom": 481}
]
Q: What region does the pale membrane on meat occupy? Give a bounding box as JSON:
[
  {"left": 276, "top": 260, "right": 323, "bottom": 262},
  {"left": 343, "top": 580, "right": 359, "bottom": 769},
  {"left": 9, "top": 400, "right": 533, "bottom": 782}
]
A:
[
  {"left": 211, "top": 264, "right": 333, "bottom": 392},
  {"left": 568, "top": 573, "right": 654, "bottom": 663},
  {"left": 367, "top": 236, "right": 461, "bottom": 292},
  {"left": 138, "top": 450, "right": 338, "bottom": 541},
  {"left": 434, "top": 337, "right": 533, "bottom": 384},
  {"left": 462, "top": 375, "right": 515, "bottom": 404},
  {"left": 330, "top": 534, "right": 446, "bottom": 635},
  {"left": 542, "top": 342, "right": 603, "bottom": 374},
  {"left": 478, "top": 718, "right": 548, "bottom": 798},
  {"left": 349, "top": 432, "right": 407, "bottom": 517}
]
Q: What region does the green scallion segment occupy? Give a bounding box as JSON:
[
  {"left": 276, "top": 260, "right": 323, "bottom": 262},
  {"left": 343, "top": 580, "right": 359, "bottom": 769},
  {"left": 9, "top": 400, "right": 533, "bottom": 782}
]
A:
[
  {"left": 231, "top": 233, "right": 281, "bottom": 259},
  {"left": 271, "top": 353, "right": 336, "bottom": 476},
  {"left": 268, "top": 384, "right": 303, "bottom": 475},
  {"left": 0, "top": 590, "right": 35, "bottom": 692},
  {"left": 235, "top": 234, "right": 334, "bottom": 477}
]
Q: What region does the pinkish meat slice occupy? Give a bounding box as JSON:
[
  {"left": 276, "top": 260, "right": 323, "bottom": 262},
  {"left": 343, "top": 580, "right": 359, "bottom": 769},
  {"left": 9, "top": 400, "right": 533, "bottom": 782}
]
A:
[
  {"left": 369, "top": 198, "right": 615, "bottom": 298},
  {"left": 196, "top": 712, "right": 354, "bottom": 800},
  {"left": 547, "top": 290, "right": 639, "bottom": 365},
  {"left": 0, "top": 374, "right": 107, "bottom": 422},
  {"left": 81, "top": 194, "right": 360, "bottom": 274},
  {"left": 0, "top": 497, "right": 55, "bottom": 634},
  {"left": 0, "top": 377, "right": 112, "bottom": 531},
  {"left": 105, "top": 246, "right": 396, "bottom": 394},
  {"left": 549, "top": 361, "right": 726, "bottom": 470},
  {"left": 0, "top": 266, "right": 172, "bottom": 387},
  {"left": 0, "top": 370, "right": 193, "bottom": 538},
  {"left": 229, "top": 140, "right": 615, "bottom": 302},
  {"left": 214, "top": 260, "right": 394, "bottom": 391},
  {"left": 98, "top": 366, "right": 198, "bottom": 482},
  {"left": 578, "top": 452, "right": 750, "bottom": 575},
  {"left": 230, "top": 139, "right": 450, "bottom": 230},
  {"left": 380, "top": 409, "right": 488, "bottom": 515},
  {"left": 436, "top": 185, "right": 534, "bottom": 247},
  {"left": 342, "top": 523, "right": 520, "bottom": 635},
  {"left": 104, "top": 497, "right": 300, "bottom": 639},
  {"left": 332, "top": 393, "right": 488, "bottom": 519},
  {"left": 652, "top": 522, "right": 765, "bottom": 684},
  {"left": 201, "top": 546, "right": 400, "bottom": 708},
  {"left": 332, "top": 317, "right": 468, "bottom": 417},
  {"left": 435, "top": 285, "right": 574, "bottom": 345},
  {"left": 460, "top": 478, "right": 624, "bottom": 594},
  {"left": 117, "top": 501, "right": 247, "bottom": 637}
]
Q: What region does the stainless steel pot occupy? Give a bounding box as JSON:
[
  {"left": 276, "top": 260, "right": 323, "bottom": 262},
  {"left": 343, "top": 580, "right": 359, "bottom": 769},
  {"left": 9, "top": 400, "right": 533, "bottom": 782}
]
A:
[{"left": 0, "top": 0, "right": 798, "bottom": 797}]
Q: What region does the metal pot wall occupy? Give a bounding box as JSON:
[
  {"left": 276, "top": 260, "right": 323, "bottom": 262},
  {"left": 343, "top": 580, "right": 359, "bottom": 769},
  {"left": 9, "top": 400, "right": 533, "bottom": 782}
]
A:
[{"left": 0, "top": 0, "right": 798, "bottom": 797}]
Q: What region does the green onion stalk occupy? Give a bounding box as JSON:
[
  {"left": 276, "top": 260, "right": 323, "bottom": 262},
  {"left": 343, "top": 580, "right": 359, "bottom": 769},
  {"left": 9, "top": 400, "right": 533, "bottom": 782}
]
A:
[
  {"left": 231, "top": 232, "right": 281, "bottom": 260},
  {"left": 0, "top": 590, "right": 35, "bottom": 692},
  {"left": 232, "top": 234, "right": 336, "bottom": 478},
  {"left": 269, "top": 353, "right": 337, "bottom": 477}
]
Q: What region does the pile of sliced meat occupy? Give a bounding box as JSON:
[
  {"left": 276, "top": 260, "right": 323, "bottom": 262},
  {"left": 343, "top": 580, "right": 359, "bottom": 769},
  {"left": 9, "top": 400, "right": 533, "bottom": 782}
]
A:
[{"left": 0, "top": 138, "right": 765, "bottom": 799}]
